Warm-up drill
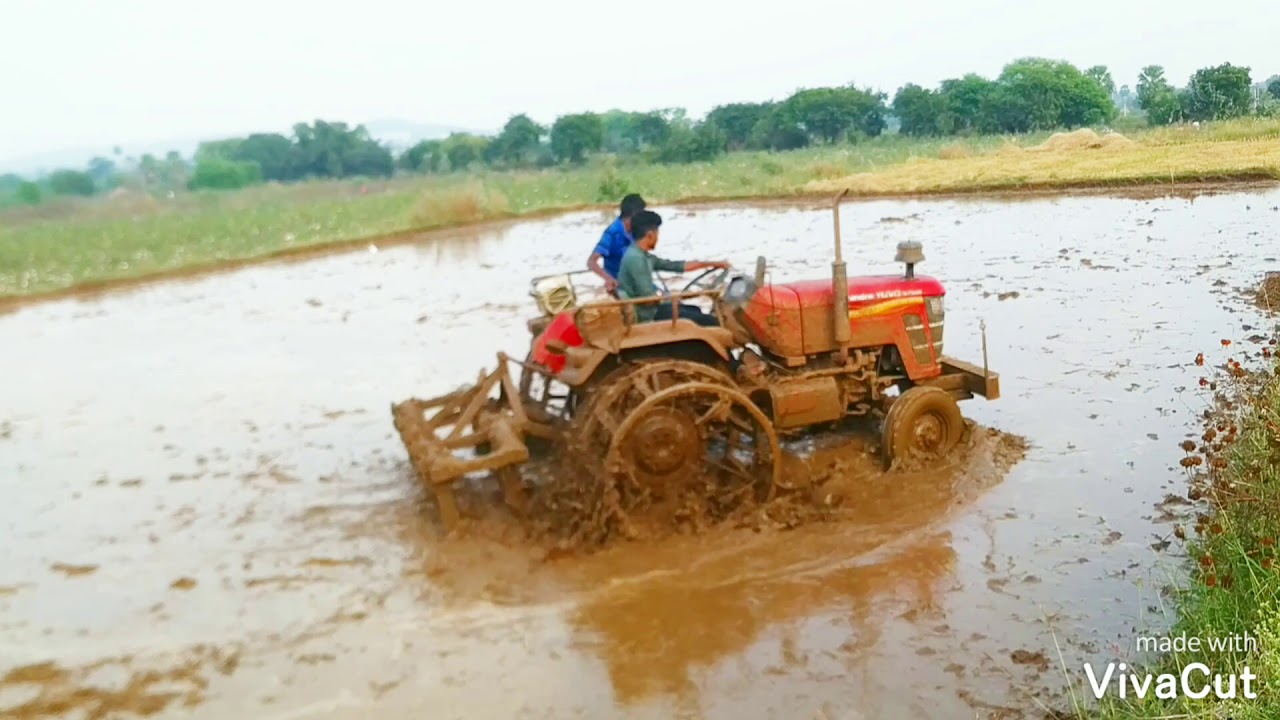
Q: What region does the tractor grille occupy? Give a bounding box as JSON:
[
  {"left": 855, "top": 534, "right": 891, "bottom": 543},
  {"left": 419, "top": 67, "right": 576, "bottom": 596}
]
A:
[
  {"left": 926, "top": 296, "right": 944, "bottom": 358},
  {"left": 903, "top": 297, "right": 945, "bottom": 366},
  {"left": 903, "top": 312, "right": 932, "bottom": 366}
]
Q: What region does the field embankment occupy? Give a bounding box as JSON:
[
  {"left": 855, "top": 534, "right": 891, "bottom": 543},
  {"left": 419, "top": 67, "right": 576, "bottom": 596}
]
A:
[
  {"left": 5, "top": 119, "right": 1280, "bottom": 301},
  {"left": 1092, "top": 322, "right": 1280, "bottom": 718}
]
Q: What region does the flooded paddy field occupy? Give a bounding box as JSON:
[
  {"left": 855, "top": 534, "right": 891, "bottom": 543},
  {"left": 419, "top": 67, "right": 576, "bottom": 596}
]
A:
[{"left": 2, "top": 186, "right": 1279, "bottom": 719}]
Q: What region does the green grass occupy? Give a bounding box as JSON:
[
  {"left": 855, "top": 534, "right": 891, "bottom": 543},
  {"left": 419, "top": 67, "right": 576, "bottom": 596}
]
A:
[
  {"left": 1089, "top": 333, "right": 1280, "bottom": 719},
  {"left": 0, "top": 134, "right": 1032, "bottom": 298},
  {"left": 5, "top": 118, "right": 1280, "bottom": 298}
]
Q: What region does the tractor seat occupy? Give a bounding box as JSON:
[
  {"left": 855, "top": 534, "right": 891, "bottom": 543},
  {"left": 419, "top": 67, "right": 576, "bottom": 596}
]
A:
[{"left": 574, "top": 303, "right": 632, "bottom": 345}]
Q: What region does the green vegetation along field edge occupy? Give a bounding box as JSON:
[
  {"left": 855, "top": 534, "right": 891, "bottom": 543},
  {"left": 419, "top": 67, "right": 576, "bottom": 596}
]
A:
[
  {"left": 4, "top": 53, "right": 1280, "bottom": 300},
  {"left": 1084, "top": 314, "right": 1280, "bottom": 718},
  {"left": 6, "top": 119, "right": 1280, "bottom": 302}
]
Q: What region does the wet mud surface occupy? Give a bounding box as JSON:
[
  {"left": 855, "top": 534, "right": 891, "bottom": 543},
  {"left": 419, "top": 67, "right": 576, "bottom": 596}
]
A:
[{"left": 4, "top": 187, "right": 1280, "bottom": 718}]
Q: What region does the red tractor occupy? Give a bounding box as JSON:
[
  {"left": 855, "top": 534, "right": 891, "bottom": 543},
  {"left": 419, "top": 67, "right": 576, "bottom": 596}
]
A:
[{"left": 393, "top": 191, "right": 1000, "bottom": 532}]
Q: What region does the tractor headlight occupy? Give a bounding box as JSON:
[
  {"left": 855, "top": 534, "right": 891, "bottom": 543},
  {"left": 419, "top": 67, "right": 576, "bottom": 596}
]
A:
[
  {"left": 926, "top": 296, "right": 944, "bottom": 320},
  {"left": 723, "top": 275, "right": 757, "bottom": 306}
]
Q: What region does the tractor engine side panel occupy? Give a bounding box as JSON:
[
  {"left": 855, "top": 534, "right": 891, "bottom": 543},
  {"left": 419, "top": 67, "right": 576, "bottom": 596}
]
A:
[
  {"left": 742, "top": 285, "right": 805, "bottom": 358},
  {"left": 768, "top": 376, "right": 845, "bottom": 430},
  {"left": 794, "top": 295, "right": 941, "bottom": 380},
  {"left": 849, "top": 305, "right": 940, "bottom": 380}
]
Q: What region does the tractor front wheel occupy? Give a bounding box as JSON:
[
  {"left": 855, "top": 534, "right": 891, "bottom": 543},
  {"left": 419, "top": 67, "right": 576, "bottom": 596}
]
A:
[{"left": 881, "top": 386, "right": 964, "bottom": 469}]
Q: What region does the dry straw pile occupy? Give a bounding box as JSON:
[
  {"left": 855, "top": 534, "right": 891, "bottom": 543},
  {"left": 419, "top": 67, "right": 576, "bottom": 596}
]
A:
[
  {"left": 1026, "top": 128, "right": 1136, "bottom": 152},
  {"left": 810, "top": 125, "right": 1280, "bottom": 195}
]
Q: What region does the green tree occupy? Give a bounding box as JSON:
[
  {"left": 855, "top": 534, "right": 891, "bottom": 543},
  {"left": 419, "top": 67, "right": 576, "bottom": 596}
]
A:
[
  {"left": 1060, "top": 70, "right": 1118, "bottom": 127},
  {"left": 601, "top": 110, "right": 639, "bottom": 153},
  {"left": 1181, "top": 63, "right": 1253, "bottom": 121},
  {"left": 188, "top": 157, "right": 261, "bottom": 190},
  {"left": 937, "top": 74, "right": 998, "bottom": 134},
  {"left": 232, "top": 133, "right": 295, "bottom": 181},
  {"left": 631, "top": 111, "right": 672, "bottom": 148},
  {"left": 15, "top": 181, "right": 41, "bottom": 205},
  {"left": 441, "top": 133, "right": 490, "bottom": 171},
  {"left": 1137, "top": 65, "right": 1182, "bottom": 125},
  {"left": 654, "top": 122, "right": 726, "bottom": 163},
  {"left": 783, "top": 85, "right": 886, "bottom": 143},
  {"left": 1267, "top": 76, "right": 1280, "bottom": 101},
  {"left": 399, "top": 139, "right": 445, "bottom": 173},
  {"left": 195, "top": 138, "right": 243, "bottom": 163},
  {"left": 494, "top": 114, "right": 544, "bottom": 166},
  {"left": 289, "top": 120, "right": 393, "bottom": 179},
  {"left": 749, "top": 107, "right": 809, "bottom": 150},
  {"left": 892, "top": 84, "right": 948, "bottom": 136},
  {"left": 994, "top": 58, "right": 1115, "bottom": 131},
  {"left": 342, "top": 142, "right": 395, "bottom": 177},
  {"left": 550, "top": 113, "right": 604, "bottom": 163},
  {"left": 1085, "top": 65, "right": 1116, "bottom": 97},
  {"left": 706, "top": 102, "right": 774, "bottom": 149},
  {"left": 48, "top": 169, "right": 96, "bottom": 196},
  {"left": 977, "top": 85, "right": 1034, "bottom": 133}
]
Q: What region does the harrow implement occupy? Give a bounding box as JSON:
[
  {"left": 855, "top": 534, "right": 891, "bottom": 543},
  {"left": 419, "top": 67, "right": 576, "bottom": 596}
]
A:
[{"left": 390, "top": 352, "right": 562, "bottom": 529}]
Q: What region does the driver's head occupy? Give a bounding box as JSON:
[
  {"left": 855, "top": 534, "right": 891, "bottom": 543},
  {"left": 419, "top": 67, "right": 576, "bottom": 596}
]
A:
[
  {"left": 630, "top": 210, "right": 661, "bottom": 251},
  {"left": 619, "top": 194, "right": 646, "bottom": 228}
]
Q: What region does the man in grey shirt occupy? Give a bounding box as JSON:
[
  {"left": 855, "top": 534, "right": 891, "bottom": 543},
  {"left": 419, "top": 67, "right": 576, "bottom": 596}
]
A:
[{"left": 615, "top": 210, "right": 728, "bottom": 327}]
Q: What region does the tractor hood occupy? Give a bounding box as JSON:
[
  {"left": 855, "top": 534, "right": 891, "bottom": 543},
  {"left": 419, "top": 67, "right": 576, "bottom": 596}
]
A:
[
  {"left": 742, "top": 274, "right": 945, "bottom": 359},
  {"left": 775, "top": 274, "right": 945, "bottom": 305}
]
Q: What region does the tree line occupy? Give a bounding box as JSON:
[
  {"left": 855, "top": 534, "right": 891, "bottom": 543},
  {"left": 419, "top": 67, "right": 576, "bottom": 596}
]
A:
[{"left": 4, "top": 57, "right": 1277, "bottom": 206}]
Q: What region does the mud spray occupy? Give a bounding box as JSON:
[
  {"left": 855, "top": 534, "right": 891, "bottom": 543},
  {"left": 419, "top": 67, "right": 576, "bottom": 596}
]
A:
[{"left": 432, "top": 420, "right": 1028, "bottom": 553}]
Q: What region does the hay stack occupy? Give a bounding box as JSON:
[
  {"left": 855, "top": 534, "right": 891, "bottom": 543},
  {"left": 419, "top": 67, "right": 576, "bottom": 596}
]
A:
[
  {"left": 1030, "top": 128, "right": 1134, "bottom": 152},
  {"left": 1098, "top": 133, "right": 1136, "bottom": 149}
]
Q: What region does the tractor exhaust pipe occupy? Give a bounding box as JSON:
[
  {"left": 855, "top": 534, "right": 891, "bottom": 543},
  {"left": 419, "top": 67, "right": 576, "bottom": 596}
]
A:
[{"left": 831, "top": 189, "right": 851, "bottom": 362}]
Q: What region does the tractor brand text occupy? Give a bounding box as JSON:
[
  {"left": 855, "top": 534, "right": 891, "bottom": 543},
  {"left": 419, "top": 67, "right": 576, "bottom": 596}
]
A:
[{"left": 848, "top": 288, "right": 926, "bottom": 303}]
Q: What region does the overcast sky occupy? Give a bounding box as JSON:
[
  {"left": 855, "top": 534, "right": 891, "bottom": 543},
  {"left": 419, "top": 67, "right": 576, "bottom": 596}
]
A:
[{"left": 1, "top": 0, "right": 1273, "bottom": 167}]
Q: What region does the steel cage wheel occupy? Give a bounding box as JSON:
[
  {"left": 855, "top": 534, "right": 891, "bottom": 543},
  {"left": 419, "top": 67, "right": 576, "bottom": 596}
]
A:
[
  {"left": 568, "top": 360, "right": 735, "bottom": 455},
  {"left": 604, "top": 381, "right": 780, "bottom": 518}
]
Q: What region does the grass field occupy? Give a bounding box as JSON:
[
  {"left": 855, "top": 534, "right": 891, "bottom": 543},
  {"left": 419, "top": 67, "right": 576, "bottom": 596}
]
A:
[{"left": 4, "top": 118, "right": 1280, "bottom": 298}]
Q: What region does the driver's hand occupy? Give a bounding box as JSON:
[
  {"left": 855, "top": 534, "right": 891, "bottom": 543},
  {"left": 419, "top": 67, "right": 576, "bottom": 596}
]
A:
[
  {"left": 716, "top": 261, "right": 731, "bottom": 270},
  {"left": 604, "top": 276, "right": 618, "bottom": 293}
]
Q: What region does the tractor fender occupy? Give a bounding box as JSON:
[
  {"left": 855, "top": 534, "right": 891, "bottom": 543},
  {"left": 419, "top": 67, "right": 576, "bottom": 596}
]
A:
[
  {"left": 556, "top": 345, "right": 611, "bottom": 387},
  {"left": 617, "top": 324, "right": 735, "bottom": 360},
  {"left": 556, "top": 323, "right": 735, "bottom": 388}
]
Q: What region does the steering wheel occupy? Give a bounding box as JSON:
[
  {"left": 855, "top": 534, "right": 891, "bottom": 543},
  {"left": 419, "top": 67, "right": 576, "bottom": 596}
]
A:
[{"left": 679, "top": 266, "right": 731, "bottom": 296}]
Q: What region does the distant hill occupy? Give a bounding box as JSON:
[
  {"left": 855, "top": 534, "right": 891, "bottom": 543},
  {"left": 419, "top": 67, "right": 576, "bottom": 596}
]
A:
[
  {"left": 0, "top": 118, "right": 491, "bottom": 177},
  {"left": 0, "top": 137, "right": 204, "bottom": 177}
]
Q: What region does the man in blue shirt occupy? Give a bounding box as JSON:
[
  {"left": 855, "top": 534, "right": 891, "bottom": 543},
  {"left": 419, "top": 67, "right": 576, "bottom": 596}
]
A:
[
  {"left": 615, "top": 210, "right": 728, "bottom": 327},
  {"left": 587, "top": 193, "right": 646, "bottom": 294}
]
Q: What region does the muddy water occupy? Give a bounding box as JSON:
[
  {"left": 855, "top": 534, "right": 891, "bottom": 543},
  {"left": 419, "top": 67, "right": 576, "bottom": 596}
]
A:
[{"left": 3, "top": 187, "right": 1279, "bottom": 719}]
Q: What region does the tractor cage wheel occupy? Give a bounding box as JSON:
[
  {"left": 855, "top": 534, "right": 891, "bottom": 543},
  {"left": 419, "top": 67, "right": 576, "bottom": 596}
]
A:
[{"left": 604, "top": 381, "right": 781, "bottom": 517}]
